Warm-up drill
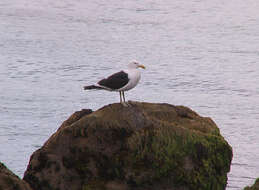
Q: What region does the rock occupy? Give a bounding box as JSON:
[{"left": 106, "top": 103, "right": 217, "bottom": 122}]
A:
[
  {"left": 23, "top": 102, "right": 232, "bottom": 190},
  {"left": 0, "top": 162, "right": 32, "bottom": 190},
  {"left": 244, "top": 178, "right": 259, "bottom": 190},
  {"left": 58, "top": 109, "right": 93, "bottom": 131}
]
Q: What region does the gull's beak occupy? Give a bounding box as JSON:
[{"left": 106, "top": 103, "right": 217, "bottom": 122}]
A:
[{"left": 138, "top": 64, "right": 146, "bottom": 69}]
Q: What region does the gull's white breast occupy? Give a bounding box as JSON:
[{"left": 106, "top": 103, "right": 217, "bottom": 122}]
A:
[{"left": 117, "top": 68, "right": 141, "bottom": 91}]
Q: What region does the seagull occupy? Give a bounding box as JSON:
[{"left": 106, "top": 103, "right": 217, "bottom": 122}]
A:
[{"left": 84, "top": 61, "right": 145, "bottom": 106}]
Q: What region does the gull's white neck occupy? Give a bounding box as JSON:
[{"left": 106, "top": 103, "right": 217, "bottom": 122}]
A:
[{"left": 118, "top": 68, "right": 141, "bottom": 91}]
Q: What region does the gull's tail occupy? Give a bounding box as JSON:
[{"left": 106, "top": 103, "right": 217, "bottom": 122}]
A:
[{"left": 84, "top": 85, "right": 104, "bottom": 90}]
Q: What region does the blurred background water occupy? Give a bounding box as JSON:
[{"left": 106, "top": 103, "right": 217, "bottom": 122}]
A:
[{"left": 0, "top": 0, "right": 259, "bottom": 189}]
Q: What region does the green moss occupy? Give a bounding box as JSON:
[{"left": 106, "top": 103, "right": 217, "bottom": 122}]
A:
[
  {"left": 127, "top": 124, "right": 232, "bottom": 189},
  {"left": 64, "top": 103, "right": 232, "bottom": 190},
  {"left": 244, "top": 178, "right": 259, "bottom": 190}
]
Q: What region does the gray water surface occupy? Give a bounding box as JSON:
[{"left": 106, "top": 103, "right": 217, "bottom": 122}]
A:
[{"left": 1, "top": 0, "right": 259, "bottom": 189}]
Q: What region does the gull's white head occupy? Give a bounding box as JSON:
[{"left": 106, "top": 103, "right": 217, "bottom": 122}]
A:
[{"left": 127, "top": 61, "right": 146, "bottom": 69}]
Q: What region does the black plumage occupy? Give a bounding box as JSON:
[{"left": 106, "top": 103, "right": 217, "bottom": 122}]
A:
[
  {"left": 97, "top": 71, "right": 129, "bottom": 90},
  {"left": 83, "top": 85, "right": 104, "bottom": 90}
]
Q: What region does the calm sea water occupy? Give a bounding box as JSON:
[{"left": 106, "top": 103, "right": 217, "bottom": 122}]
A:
[{"left": 1, "top": 0, "right": 259, "bottom": 189}]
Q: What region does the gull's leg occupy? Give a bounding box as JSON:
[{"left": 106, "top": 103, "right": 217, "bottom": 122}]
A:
[
  {"left": 121, "top": 91, "right": 128, "bottom": 107},
  {"left": 120, "top": 91, "right": 127, "bottom": 106},
  {"left": 122, "top": 91, "right": 131, "bottom": 107},
  {"left": 119, "top": 91, "right": 122, "bottom": 103},
  {"left": 122, "top": 91, "right": 126, "bottom": 103}
]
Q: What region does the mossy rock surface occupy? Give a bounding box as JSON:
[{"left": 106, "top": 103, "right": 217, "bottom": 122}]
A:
[
  {"left": 244, "top": 178, "right": 259, "bottom": 190},
  {"left": 23, "top": 102, "right": 232, "bottom": 190},
  {"left": 0, "top": 162, "right": 32, "bottom": 190}
]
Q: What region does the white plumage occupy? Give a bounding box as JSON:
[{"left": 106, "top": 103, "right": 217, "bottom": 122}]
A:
[{"left": 117, "top": 66, "right": 141, "bottom": 91}]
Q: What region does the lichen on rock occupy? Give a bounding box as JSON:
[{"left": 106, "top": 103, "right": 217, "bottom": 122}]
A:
[{"left": 23, "top": 102, "right": 232, "bottom": 190}]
